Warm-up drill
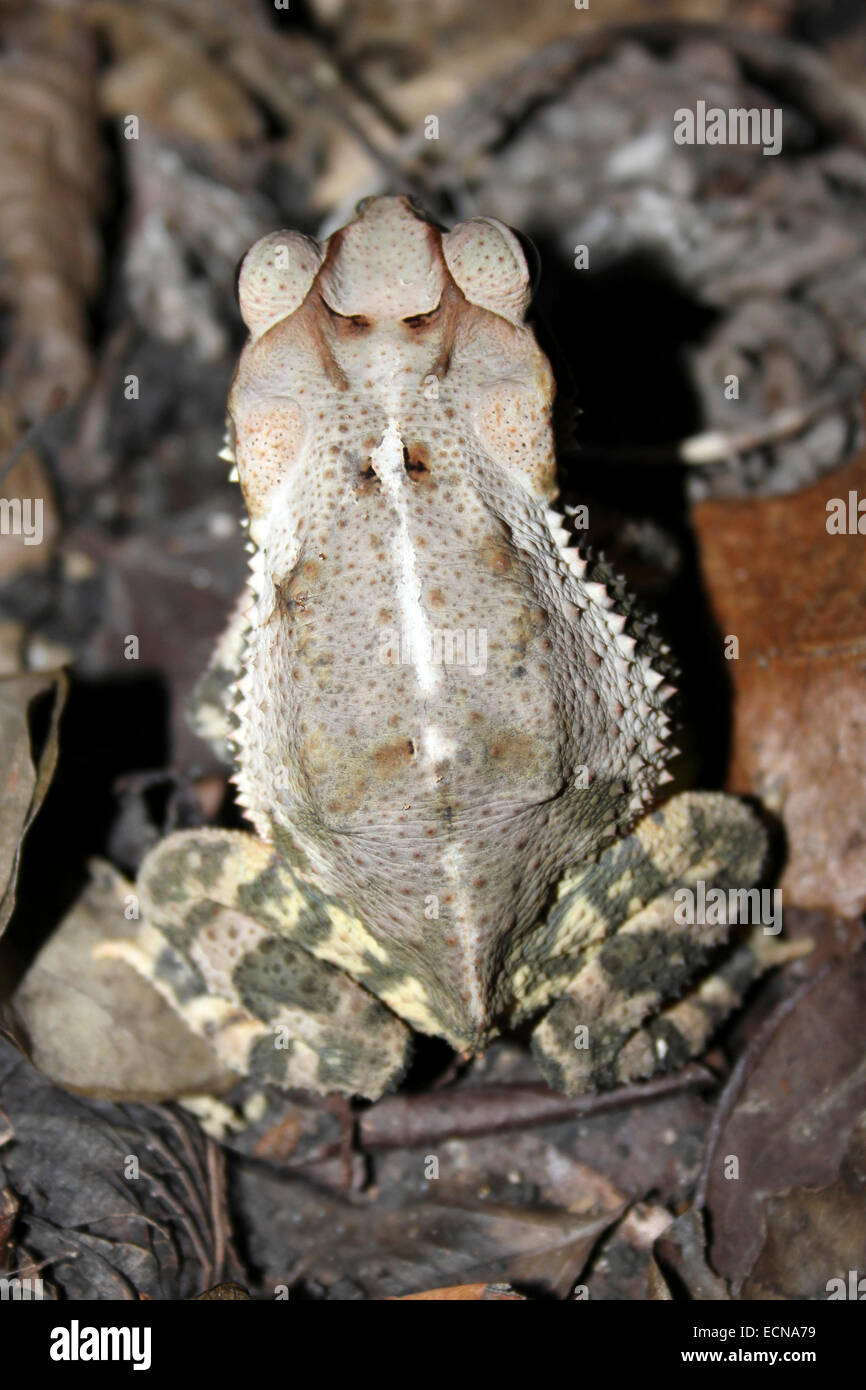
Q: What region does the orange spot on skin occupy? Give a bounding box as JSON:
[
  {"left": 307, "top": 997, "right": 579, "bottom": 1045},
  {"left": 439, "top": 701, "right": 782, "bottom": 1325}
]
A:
[
  {"left": 479, "top": 535, "right": 514, "bottom": 575},
  {"left": 372, "top": 739, "right": 416, "bottom": 777}
]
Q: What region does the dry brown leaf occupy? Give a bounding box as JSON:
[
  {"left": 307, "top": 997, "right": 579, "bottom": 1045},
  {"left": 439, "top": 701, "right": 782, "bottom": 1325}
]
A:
[
  {"left": 87, "top": 0, "right": 336, "bottom": 179},
  {"left": 233, "top": 1154, "right": 623, "bottom": 1298},
  {"left": 12, "top": 859, "right": 233, "bottom": 1101},
  {"left": 340, "top": 1201, "right": 622, "bottom": 1298},
  {"left": 87, "top": 0, "right": 264, "bottom": 143},
  {"left": 646, "top": 1256, "right": 674, "bottom": 1300},
  {"left": 377, "top": 1130, "right": 626, "bottom": 1219},
  {"left": 0, "top": 10, "right": 104, "bottom": 417},
  {"left": 0, "top": 670, "right": 66, "bottom": 937},
  {"left": 308, "top": 0, "right": 796, "bottom": 207},
  {"left": 740, "top": 1116, "right": 866, "bottom": 1299},
  {"left": 693, "top": 418, "right": 866, "bottom": 915},
  {"left": 653, "top": 1208, "right": 730, "bottom": 1300},
  {"left": 194, "top": 1282, "right": 251, "bottom": 1299},
  {"left": 391, "top": 1282, "right": 525, "bottom": 1300},
  {"left": 582, "top": 1201, "right": 673, "bottom": 1299},
  {"left": 0, "top": 1036, "right": 241, "bottom": 1298},
  {"left": 0, "top": 399, "right": 59, "bottom": 581},
  {"left": 702, "top": 949, "right": 866, "bottom": 1296}
]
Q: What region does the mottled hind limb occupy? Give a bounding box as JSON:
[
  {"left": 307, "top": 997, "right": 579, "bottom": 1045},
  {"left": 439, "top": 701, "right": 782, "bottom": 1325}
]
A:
[{"left": 98, "top": 828, "right": 411, "bottom": 1099}]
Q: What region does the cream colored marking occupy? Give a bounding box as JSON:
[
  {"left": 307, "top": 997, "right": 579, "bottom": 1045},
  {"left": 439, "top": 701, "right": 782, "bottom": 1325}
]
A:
[
  {"left": 242, "top": 1091, "right": 269, "bottom": 1124},
  {"left": 189, "top": 911, "right": 271, "bottom": 997},
  {"left": 265, "top": 883, "right": 310, "bottom": 932},
  {"left": 422, "top": 725, "right": 454, "bottom": 764},
  {"left": 183, "top": 994, "right": 252, "bottom": 1033},
  {"left": 180, "top": 1096, "right": 245, "bottom": 1140},
  {"left": 545, "top": 896, "right": 607, "bottom": 957},
  {"left": 511, "top": 964, "right": 576, "bottom": 1018},
  {"left": 377, "top": 975, "right": 443, "bottom": 1035},
  {"left": 310, "top": 900, "right": 445, "bottom": 1034},
  {"left": 418, "top": 725, "right": 486, "bottom": 1019},
  {"left": 509, "top": 897, "right": 610, "bottom": 1017},
  {"left": 606, "top": 869, "right": 632, "bottom": 899},
  {"left": 678, "top": 855, "right": 724, "bottom": 883},
  {"left": 316, "top": 904, "right": 391, "bottom": 973},
  {"left": 282, "top": 1041, "right": 323, "bottom": 1090},
  {"left": 210, "top": 1022, "right": 270, "bottom": 1071},
  {"left": 194, "top": 704, "right": 234, "bottom": 744},
  {"left": 372, "top": 419, "right": 439, "bottom": 696},
  {"left": 93, "top": 927, "right": 164, "bottom": 978},
  {"left": 693, "top": 975, "right": 738, "bottom": 1007},
  {"left": 440, "top": 838, "right": 487, "bottom": 1026}
]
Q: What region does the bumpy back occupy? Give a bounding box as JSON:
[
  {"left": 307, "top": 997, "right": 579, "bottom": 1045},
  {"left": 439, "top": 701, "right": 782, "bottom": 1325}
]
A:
[{"left": 218, "top": 196, "right": 675, "bottom": 1046}]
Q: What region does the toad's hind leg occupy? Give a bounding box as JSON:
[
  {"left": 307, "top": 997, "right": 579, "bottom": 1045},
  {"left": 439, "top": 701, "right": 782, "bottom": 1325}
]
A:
[
  {"left": 527, "top": 792, "right": 804, "bottom": 1095},
  {"left": 606, "top": 922, "right": 806, "bottom": 1085},
  {"left": 99, "top": 828, "right": 411, "bottom": 1100}
]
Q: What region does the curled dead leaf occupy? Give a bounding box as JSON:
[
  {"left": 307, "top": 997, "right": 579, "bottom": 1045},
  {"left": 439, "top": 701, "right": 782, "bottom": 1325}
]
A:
[
  {"left": 694, "top": 414, "right": 866, "bottom": 915},
  {"left": 0, "top": 670, "right": 66, "bottom": 938},
  {"left": 0, "top": 10, "right": 104, "bottom": 416},
  {"left": 0, "top": 1036, "right": 241, "bottom": 1298},
  {"left": 12, "top": 859, "right": 234, "bottom": 1101},
  {"left": 390, "top": 1282, "right": 525, "bottom": 1300},
  {"left": 701, "top": 948, "right": 866, "bottom": 1296}
]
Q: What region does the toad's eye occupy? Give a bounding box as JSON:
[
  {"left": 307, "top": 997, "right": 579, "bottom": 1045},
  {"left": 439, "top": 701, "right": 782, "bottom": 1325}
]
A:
[
  {"left": 320, "top": 296, "right": 370, "bottom": 328},
  {"left": 401, "top": 301, "right": 441, "bottom": 328}
]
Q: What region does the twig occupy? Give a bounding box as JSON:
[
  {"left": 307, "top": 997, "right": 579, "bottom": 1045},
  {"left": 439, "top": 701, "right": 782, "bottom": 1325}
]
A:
[{"left": 358, "top": 1062, "right": 716, "bottom": 1153}]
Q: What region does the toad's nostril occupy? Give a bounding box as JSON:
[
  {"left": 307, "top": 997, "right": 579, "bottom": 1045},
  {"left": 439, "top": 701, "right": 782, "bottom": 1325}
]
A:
[
  {"left": 401, "top": 300, "right": 441, "bottom": 328},
  {"left": 320, "top": 295, "right": 371, "bottom": 328}
]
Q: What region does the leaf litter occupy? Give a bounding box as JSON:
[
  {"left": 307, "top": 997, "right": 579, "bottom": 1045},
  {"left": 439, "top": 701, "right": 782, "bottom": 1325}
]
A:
[{"left": 0, "top": 1, "right": 864, "bottom": 1299}]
